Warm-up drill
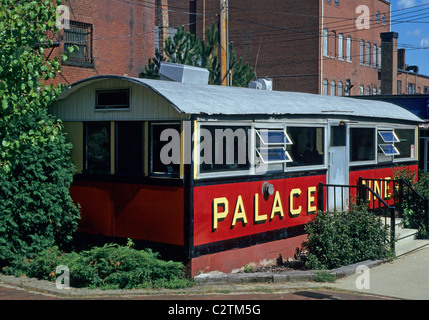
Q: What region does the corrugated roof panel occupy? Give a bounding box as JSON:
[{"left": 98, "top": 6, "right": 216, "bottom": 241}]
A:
[{"left": 55, "top": 75, "right": 423, "bottom": 123}]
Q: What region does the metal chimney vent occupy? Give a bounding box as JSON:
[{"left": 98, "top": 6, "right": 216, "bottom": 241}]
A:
[
  {"left": 248, "top": 78, "right": 273, "bottom": 90},
  {"left": 160, "top": 62, "right": 209, "bottom": 85}
]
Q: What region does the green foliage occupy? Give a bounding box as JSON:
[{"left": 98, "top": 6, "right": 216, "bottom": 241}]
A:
[
  {"left": 0, "top": 0, "right": 80, "bottom": 264},
  {"left": 141, "top": 23, "right": 255, "bottom": 87},
  {"left": 303, "top": 204, "right": 392, "bottom": 270},
  {"left": 393, "top": 167, "right": 428, "bottom": 238},
  {"left": 4, "top": 241, "right": 193, "bottom": 290}
]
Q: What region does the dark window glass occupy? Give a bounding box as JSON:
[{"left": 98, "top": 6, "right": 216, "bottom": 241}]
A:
[
  {"left": 200, "top": 126, "right": 250, "bottom": 173},
  {"left": 96, "top": 89, "right": 130, "bottom": 109},
  {"left": 151, "top": 123, "right": 180, "bottom": 177},
  {"left": 331, "top": 125, "right": 346, "bottom": 146},
  {"left": 286, "top": 127, "right": 325, "bottom": 167},
  {"left": 85, "top": 122, "right": 110, "bottom": 174},
  {"left": 395, "top": 129, "right": 415, "bottom": 159},
  {"left": 116, "top": 122, "right": 143, "bottom": 175},
  {"left": 350, "top": 128, "right": 375, "bottom": 162}
]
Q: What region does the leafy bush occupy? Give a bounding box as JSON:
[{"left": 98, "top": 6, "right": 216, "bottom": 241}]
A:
[
  {"left": 303, "top": 204, "right": 393, "bottom": 270},
  {"left": 4, "top": 240, "right": 193, "bottom": 290},
  {"left": 0, "top": 109, "right": 80, "bottom": 265}
]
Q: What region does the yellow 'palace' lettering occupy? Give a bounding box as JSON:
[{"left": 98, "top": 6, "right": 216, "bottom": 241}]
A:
[{"left": 212, "top": 186, "right": 318, "bottom": 231}]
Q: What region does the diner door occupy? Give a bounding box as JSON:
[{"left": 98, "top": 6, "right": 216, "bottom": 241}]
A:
[{"left": 327, "top": 122, "right": 349, "bottom": 211}]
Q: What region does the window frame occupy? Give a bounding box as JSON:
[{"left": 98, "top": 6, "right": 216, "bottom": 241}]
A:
[
  {"left": 63, "top": 20, "right": 94, "bottom": 68},
  {"left": 285, "top": 124, "right": 327, "bottom": 172},
  {"left": 346, "top": 36, "right": 352, "bottom": 62},
  {"left": 196, "top": 121, "right": 253, "bottom": 179},
  {"left": 338, "top": 34, "right": 344, "bottom": 60},
  {"left": 349, "top": 126, "right": 377, "bottom": 166},
  {"left": 95, "top": 89, "right": 131, "bottom": 110},
  {"left": 149, "top": 122, "right": 182, "bottom": 178}
]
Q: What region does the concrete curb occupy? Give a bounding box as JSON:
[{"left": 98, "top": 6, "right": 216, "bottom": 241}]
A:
[
  {"left": 0, "top": 259, "right": 385, "bottom": 297},
  {"left": 194, "top": 260, "right": 385, "bottom": 285}
]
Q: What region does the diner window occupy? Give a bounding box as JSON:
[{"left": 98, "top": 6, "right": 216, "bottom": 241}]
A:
[
  {"left": 116, "top": 122, "right": 144, "bottom": 176},
  {"left": 84, "top": 122, "right": 111, "bottom": 175},
  {"left": 150, "top": 123, "right": 181, "bottom": 177},
  {"left": 350, "top": 128, "right": 375, "bottom": 162},
  {"left": 286, "top": 127, "right": 325, "bottom": 168},
  {"left": 255, "top": 129, "right": 293, "bottom": 172},
  {"left": 199, "top": 125, "right": 251, "bottom": 173},
  {"left": 64, "top": 21, "right": 94, "bottom": 67},
  {"left": 378, "top": 130, "right": 400, "bottom": 160},
  {"left": 96, "top": 89, "right": 130, "bottom": 109},
  {"left": 395, "top": 129, "right": 415, "bottom": 159}
]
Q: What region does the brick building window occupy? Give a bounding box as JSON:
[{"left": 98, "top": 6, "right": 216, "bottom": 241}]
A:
[
  {"left": 346, "top": 36, "right": 351, "bottom": 62},
  {"left": 338, "top": 34, "right": 343, "bottom": 60},
  {"left": 373, "top": 45, "right": 377, "bottom": 68},
  {"left": 323, "top": 29, "right": 328, "bottom": 57},
  {"left": 366, "top": 42, "right": 371, "bottom": 67},
  {"left": 338, "top": 82, "right": 343, "bottom": 96},
  {"left": 378, "top": 47, "right": 382, "bottom": 68},
  {"left": 360, "top": 40, "right": 364, "bottom": 65},
  {"left": 64, "top": 21, "right": 94, "bottom": 68},
  {"left": 322, "top": 79, "right": 328, "bottom": 95},
  {"left": 330, "top": 81, "right": 336, "bottom": 96}
]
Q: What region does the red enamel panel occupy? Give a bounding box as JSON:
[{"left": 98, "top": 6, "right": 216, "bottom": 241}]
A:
[{"left": 193, "top": 175, "right": 326, "bottom": 246}]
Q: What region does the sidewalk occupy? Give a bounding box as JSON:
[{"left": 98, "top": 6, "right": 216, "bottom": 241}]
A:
[
  {"left": 1, "top": 246, "right": 428, "bottom": 300},
  {"left": 327, "top": 246, "right": 429, "bottom": 299}
]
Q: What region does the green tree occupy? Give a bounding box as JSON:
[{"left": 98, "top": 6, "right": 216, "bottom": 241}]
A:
[
  {"left": 141, "top": 23, "right": 255, "bottom": 87},
  {"left": 0, "top": 0, "right": 80, "bottom": 264}
]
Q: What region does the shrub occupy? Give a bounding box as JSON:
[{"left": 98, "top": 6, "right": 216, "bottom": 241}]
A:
[
  {"left": 303, "top": 204, "right": 392, "bottom": 270},
  {"left": 0, "top": 110, "right": 80, "bottom": 265},
  {"left": 4, "top": 240, "right": 193, "bottom": 290}
]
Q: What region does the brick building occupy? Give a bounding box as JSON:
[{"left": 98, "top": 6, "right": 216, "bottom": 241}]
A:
[
  {"left": 397, "top": 49, "right": 429, "bottom": 95},
  {"left": 166, "top": 0, "right": 391, "bottom": 95},
  {"left": 47, "top": 0, "right": 155, "bottom": 86}
]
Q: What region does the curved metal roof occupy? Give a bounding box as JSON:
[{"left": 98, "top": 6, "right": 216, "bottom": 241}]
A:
[{"left": 56, "top": 75, "right": 422, "bottom": 122}]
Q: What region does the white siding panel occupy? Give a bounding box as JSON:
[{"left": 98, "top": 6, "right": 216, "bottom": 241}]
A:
[{"left": 50, "top": 79, "right": 188, "bottom": 121}]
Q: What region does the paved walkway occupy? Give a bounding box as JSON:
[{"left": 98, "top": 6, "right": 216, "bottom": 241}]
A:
[
  {"left": 327, "top": 246, "right": 429, "bottom": 300},
  {"left": 1, "top": 246, "right": 429, "bottom": 301}
]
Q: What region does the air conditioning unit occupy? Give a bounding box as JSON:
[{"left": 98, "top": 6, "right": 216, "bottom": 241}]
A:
[
  {"left": 160, "top": 62, "right": 209, "bottom": 85},
  {"left": 248, "top": 78, "right": 273, "bottom": 90}
]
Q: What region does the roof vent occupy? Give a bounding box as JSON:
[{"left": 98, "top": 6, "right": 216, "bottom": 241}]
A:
[
  {"left": 160, "top": 62, "right": 209, "bottom": 85},
  {"left": 248, "top": 78, "right": 273, "bottom": 91}
]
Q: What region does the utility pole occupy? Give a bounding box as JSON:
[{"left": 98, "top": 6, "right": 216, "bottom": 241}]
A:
[{"left": 220, "top": 0, "right": 229, "bottom": 86}]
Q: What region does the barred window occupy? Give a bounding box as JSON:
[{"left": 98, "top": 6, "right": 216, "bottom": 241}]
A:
[{"left": 64, "top": 21, "right": 94, "bottom": 67}]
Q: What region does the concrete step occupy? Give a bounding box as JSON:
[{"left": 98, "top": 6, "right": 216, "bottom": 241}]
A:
[
  {"left": 381, "top": 217, "right": 403, "bottom": 230},
  {"left": 395, "top": 238, "right": 429, "bottom": 257},
  {"left": 380, "top": 217, "right": 429, "bottom": 256}
]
